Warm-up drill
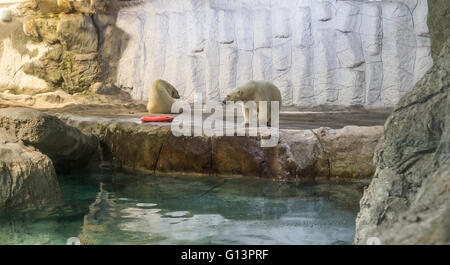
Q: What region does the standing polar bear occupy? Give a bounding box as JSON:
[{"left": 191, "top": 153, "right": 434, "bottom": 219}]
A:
[
  {"left": 147, "top": 79, "right": 181, "bottom": 114},
  {"left": 223, "top": 80, "right": 282, "bottom": 125}
]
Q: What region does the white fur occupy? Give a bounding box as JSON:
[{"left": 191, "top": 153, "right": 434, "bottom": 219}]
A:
[
  {"left": 225, "top": 80, "right": 282, "bottom": 125},
  {"left": 146, "top": 79, "right": 180, "bottom": 114}
]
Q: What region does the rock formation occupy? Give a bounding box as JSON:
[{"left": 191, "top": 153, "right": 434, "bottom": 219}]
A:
[
  {"left": 354, "top": 36, "right": 449, "bottom": 244},
  {"left": 0, "top": 107, "right": 103, "bottom": 209},
  {"left": 427, "top": 0, "right": 450, "bottom": 61},
  {"left": 0, "top": 140, "right": 61, "bottom": 210},
  {"left": 61, "top": 114, "right": 383, "bottom": 181},
  {"left": 21, "top": 12, "right": 101, "bottom": 93},
  {"left": 0, "top": 0, "right": 129, "bottom": 95},
  {"left": 0, "top": 107, "right": 98, "bottom": 173}
]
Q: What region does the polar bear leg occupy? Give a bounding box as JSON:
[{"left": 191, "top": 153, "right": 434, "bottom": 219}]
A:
[
  {"left": 243, "top": 105, "right": 250, "bottom": 125},
  {"left": 258, "top": 104, "right": 269, "bottom": 126}
]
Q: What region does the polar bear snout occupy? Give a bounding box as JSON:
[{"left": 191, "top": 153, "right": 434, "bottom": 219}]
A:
[
  {"left": 171, "top": 90, "right": 181, "bottom": 99},
  {"left": 223, "top": 95, "right": 231, "bottom": 104}
]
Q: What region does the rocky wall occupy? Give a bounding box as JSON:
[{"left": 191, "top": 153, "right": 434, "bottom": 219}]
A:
[
  {"left": 354, "top": 35, "right": 450, "bottom": 245},
  {"left": 0, "top": 0, "right": 433, "bottom": 108},
  {"left": 0, "top": 1, "right": 128, "bottom": 95}
]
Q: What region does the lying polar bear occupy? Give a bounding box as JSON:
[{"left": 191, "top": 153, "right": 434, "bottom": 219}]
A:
[
  {"left": 147, "top": 79, "right": 181, "bottom": 114},
  {"left": 223, "top": 80, "right": 282, "bottom": 125}
]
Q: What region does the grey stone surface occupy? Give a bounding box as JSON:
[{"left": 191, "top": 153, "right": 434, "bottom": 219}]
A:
[
  {"left": 428, "top": 0, "right": 450, "bottom": 61},
  {"left": 60, "top": 113, "right": 382, "bottom": 181},
  {"left": 354, "top": 37, "right": 450, "bottom": 245},
  {"left": 0, "top": 107, "right": 98, "bottom": 173},
  {"left": 0, "top": 140, "right": 61, "bottom": 210}
]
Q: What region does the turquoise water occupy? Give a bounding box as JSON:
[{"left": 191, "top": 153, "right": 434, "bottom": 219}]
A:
[{"left": 0, "top": 172, "right": 362, "bottom": 245}]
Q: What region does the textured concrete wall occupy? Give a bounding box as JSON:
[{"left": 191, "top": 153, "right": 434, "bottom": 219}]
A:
[
  {"left": 0, "top": 0, "right": 433, "bottom": 107},
  {"left": 115, "top": 0, "right": 432, "bottom": 107}
]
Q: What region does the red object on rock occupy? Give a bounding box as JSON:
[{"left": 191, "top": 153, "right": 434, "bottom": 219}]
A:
[{"left": 140, "top": 116, "right": 174, "bottom": 122}]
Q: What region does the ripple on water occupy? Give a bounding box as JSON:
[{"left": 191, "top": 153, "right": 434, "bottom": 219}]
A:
[{"left": 0, "top": 172, "right": 362, "bottom": 245}]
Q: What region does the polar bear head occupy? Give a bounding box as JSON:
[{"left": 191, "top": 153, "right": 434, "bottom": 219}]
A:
[
  {"left": 223, "top": 86, "right": 253, "bottom": 103},
  {"left": 164, "top": 81, "right": 180, "bottom": 99}
]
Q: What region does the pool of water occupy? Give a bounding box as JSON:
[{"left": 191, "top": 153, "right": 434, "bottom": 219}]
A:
[{"left": 0, "top": 172, "right": 362, "bottom": 245}]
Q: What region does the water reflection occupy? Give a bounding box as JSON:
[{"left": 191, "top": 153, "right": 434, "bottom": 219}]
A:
[
  {"left": 0, "top": 172, "right": 362, "bottom": 245},
  {"left": 77, "top": 173, "right": 361, "bottom": 245}
]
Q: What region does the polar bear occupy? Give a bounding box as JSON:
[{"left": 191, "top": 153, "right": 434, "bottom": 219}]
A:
[
  {"left": 223, "top": 80, "right": 282, "bottom": 125},
  {"left": 147, "top": 79, "right": 181, "bottom": 114}
]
